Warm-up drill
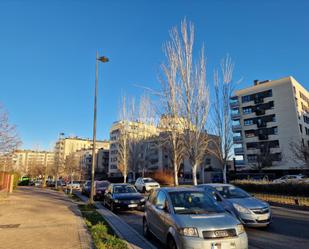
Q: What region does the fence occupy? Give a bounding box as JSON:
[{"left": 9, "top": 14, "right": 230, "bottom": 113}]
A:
[{"left": 0, "top": 171, "right": 14, "bottom": 193}]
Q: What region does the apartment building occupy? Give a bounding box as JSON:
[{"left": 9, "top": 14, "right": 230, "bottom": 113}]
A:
[
  {"left": 109, "top": 120, "right": 158, "bottom": 177},
  {"left": 54, "top": 136, "right": 109, "bottom": 164},
  {"left": 108, "top": 117, "right": 222, "bottom": 182},
  {"left": 12, "top": 150, "right": 55, "bottom": 174},
  {"left": 231, "top": 76, "right": 309, "bottom": 170}
]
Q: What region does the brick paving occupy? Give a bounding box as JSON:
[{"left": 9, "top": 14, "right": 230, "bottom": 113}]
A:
[{"left": 0, "top": 187, "right": 92, "bottom": 249}]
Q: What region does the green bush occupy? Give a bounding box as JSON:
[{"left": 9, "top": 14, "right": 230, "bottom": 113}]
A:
[
  {"left": 78, "top": 205, "right": 128, "bottom": 249},
  {"left": 232, "top": 180, "right": 309, "bottom": 197}
]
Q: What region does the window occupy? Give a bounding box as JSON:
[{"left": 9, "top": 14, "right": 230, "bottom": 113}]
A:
[
  {"left": 245, "top": 130, "right": 256, "bottom": 138},
  {"left": 247, "top": 154, "right": 257, "bottom": 162},
  {"left": 242, "top": 95, "right": 251, "bottom": 103},
  {"left": 155, "top": 191, "right": 167, "bottom": 207},
  {"left": 300, "top": 124, "right": 303, "bottom": 133},
  {"left": 244, "top": 119, "right": 253, "bottom": 126},
  {"left": 243, "top": 107, "right": 252, "bottom": 114}
]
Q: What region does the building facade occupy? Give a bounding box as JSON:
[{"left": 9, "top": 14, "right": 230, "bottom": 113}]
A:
[
  {"left": 108, "top": 118, "right": 222, "bottom": 183},
  {"left": 12, "top": 150, "right": 55, "bottom": 174},
  {"left": 54, "top": 136, "right": 109, "bottom": 162},
  {"left": 231, "top": 76, "right": 309, "bottom": 170}
]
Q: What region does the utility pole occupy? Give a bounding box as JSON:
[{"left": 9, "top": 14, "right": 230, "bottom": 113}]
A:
[{"left": 89, "top": 51, "right": 109, "bottom": 204}]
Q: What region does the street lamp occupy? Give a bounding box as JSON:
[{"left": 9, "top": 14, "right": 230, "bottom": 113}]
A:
[{"left": 89, "top": 51, "right": 109, "bottom": 204}]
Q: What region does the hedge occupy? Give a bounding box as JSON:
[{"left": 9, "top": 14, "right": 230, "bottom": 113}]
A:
[{"left": 232, "top": 180, "right": 309, "bottom": 197}]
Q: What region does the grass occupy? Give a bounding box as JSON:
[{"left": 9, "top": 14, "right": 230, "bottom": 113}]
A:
[{"left": 78, "top": 204, "right": 128, "bottom": 249}]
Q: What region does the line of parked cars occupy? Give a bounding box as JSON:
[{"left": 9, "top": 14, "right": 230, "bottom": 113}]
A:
[{"left": 80, "top": 177, "right": 272, "bottom": 249}]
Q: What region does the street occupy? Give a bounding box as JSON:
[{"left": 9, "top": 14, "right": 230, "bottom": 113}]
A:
[{"left": 115, "top": 205, "right": 309, "bottom": 249}]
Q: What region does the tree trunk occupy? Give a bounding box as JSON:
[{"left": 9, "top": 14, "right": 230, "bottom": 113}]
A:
[
  {"left": 123, "top": 173, "right": 127, "bottom": 183},
  {"left": 173, "top": 159, "right": 179, "bottom": 186},
  {"left": 223, "top": 163, "right": 227, "bottom": 184},
  {"left": 192, "top": 164, "right": 198, "bottom": 186}
]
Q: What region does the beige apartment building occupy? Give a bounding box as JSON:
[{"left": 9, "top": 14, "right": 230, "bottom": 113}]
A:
[
  {"left": 108, "top": 117, "right": 222, "bottom": 183},
  {"left": 12, "top": 150, "right": 55, "bottom": 174},
  {"left": 54, "top": 136, "right": 109, "bottom": 163},
  {"left": 231, "top": 76, "right": 309, "bottom": 170}
]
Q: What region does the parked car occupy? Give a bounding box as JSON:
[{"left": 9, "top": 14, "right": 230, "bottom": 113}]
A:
[
  {"left": 66, "top": 181, "right": 81, "bottom": 190},
  {"left": 273, "top": 174, "right": 306, "bottom": 184},
  {"left": 197, "top": 184, "right": 271, "bottom": 227},
  {"left": 135, "top": 177, "right": 160, "bottom": 192},
  {"left": 103, "top": 183, "right": 145, "bottom": 212},
  {"left": 143, "top": 187, "right": 248, "bottom": 249},
  {"left": 94, "top": 180, "right": 110, "bottom": 200},
  {"left": 81, "top": 180, "right": 91, "bottom": 196}
]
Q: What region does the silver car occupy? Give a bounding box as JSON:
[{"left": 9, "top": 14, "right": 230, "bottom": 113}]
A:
[
  {"left": 143, "top": 187, "right": 248, "bottom": 249},
  {"left": 198, "top": 184, "right": 271, "bottom": 227}
]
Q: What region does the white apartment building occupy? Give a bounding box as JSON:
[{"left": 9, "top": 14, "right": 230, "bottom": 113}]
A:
[
  {"left": 12, "top": 150, "right": 55, "bottom": 174},
  {"left": 231, "top": 76, "right": 309, "bottom": 170}
]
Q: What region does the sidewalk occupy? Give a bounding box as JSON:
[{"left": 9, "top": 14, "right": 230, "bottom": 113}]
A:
[
  {"left": 0, "top": 187, "right": 91, "bottom": 249},
  {"left": 75, "top": 192, "right": 156, "bottom": 249}
]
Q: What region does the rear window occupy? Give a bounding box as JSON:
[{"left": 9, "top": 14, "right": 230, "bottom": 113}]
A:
[{"left": 143, "top": 178, "right": 156, "bottom": 183}]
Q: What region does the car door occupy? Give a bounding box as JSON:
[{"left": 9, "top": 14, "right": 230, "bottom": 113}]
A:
[
  {"left": 152, "top": 191, "right": 169, "bottom": 242},
  {"left": 135, "top": 178, "right": 141, "bottom": 191}
]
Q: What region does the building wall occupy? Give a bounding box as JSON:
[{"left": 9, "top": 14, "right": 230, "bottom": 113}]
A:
[
  {"left": 12, "top": 150, "right": 55, "bottom": 174},
  {"left": 232, "top": 76, "right": 309, "bottom": 170}
]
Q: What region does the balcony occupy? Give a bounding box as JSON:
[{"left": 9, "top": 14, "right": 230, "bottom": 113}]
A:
[
  {"left": 233, "top": 136, "right": 243, "bottom": 143},
  {"left": 234, "top": 147, "right": 244, "bottom": 155},
  {"left": 235, "top": 160, "right": 245, "bottom": 166},
  {"left": 232, "top": 124, "right": 242, "bottom": 132},
  {"left": 231, "top": 112, "right": 241, "bottom": 119},
  {"left": 257, "top": 121, "right": 267, "bottom": 128},
  {"left": 254, "top": 98, "right": 264, "bottom": 104},
  {"left": 258, "top": 134, "right": 269, "bottom": 140},
  {"left": 230, "top": 96, "right": 239, "bottom": 108},
  {"left": 255, "top": 109, "right": 265, "bottom": 116}
]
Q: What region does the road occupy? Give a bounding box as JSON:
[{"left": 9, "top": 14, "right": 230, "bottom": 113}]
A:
[{"left": 116, "top": 205, "right": 309, "bottom": 249}]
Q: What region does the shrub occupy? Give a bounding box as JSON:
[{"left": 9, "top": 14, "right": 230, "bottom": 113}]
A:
[
  {"left": 232, "top": 180, "right": 309, "bottom": 197},
  {"left": 151, "top": 171, "right": 174, "bottom": 185}
]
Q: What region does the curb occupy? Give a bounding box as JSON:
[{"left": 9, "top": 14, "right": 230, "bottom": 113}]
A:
[{"left": 74, "top": 192, "right": 157, "bottom": 249}]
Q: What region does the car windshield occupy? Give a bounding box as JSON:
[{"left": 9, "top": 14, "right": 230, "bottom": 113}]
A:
[
  {"left": 113, "top": 185, "right": 137, "bottom": 194},
  {"left": 169, "top": 191, "right": 224, "bottom": 214},
  {"left": 96, "top": 182, "right": 109, "bottom": 188},
  {"left": 215, "top": 186, "right": 250, "bottom": 199},
  {"left": 143, "top": 178, "right": 155, "bottom": 183}
]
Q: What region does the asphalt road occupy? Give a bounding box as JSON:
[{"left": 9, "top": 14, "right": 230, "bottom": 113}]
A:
[{"left": 116, "top": 206, "right": 309, "bottom": 249}]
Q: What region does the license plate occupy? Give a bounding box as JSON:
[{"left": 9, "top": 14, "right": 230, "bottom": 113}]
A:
[{"left": 128, "top": 204, "right": 137, "bottom": 208}]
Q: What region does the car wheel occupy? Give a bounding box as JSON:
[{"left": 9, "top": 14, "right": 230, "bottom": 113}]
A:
[
  {"left": 167, "top": 236, "right": 177, "bottom": 249},
  {"left": 143, "top": 218, "right": 151, "bottom": 238}
]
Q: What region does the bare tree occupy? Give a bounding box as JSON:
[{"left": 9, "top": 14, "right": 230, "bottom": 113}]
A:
[
  {"left": 117, "top": 95, "right": 135, "bottom": 183},
  {"left": 289, "top": 140, "right": 309, "bottom": 168},
  {"left": 65, "top": 153, "right": 81, "bottom": 194},
  {"left": 0, "top": 105, "right": 21, "bottom": 172},
  {"left": 162, "top": 19, "right": 210, "bottom": 186},
  {"left": 211, "top": 55, "right": 235, "bottom": 183}
]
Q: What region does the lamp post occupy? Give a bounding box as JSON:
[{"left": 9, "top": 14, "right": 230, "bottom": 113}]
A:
[{"left": 89, "top": 51, "right": 109, "bottom": 205}]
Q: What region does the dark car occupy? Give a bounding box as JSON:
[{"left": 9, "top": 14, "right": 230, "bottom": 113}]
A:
[
  {"left": 94, "top": 180, "right": 110, "bottom": 200},
  {"left": 103, "top": 183, "right": 145, "bottom": 212}
]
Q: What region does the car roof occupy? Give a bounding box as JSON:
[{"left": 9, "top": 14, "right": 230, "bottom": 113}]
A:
[
  {"left": 160, "top": 187, "right": 204, "bottom": 193},
  {"left": 204, "top": 183, "right": 234, "bottom": 188},
  {"left": 111, "top": 183, "right": 133, "bottom": 186}
]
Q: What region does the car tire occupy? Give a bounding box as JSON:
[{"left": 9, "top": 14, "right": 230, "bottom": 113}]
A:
[
  {"left": 167, "top": 236, "right": 177, "bottom": 249},
  {"left": 143, "top": 218, "right": 151, "bottom": 238}
]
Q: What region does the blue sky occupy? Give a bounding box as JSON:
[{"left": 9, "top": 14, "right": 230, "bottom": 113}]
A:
[{"left": 0, "top": 0, "right": 308, "bottom": 150}]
